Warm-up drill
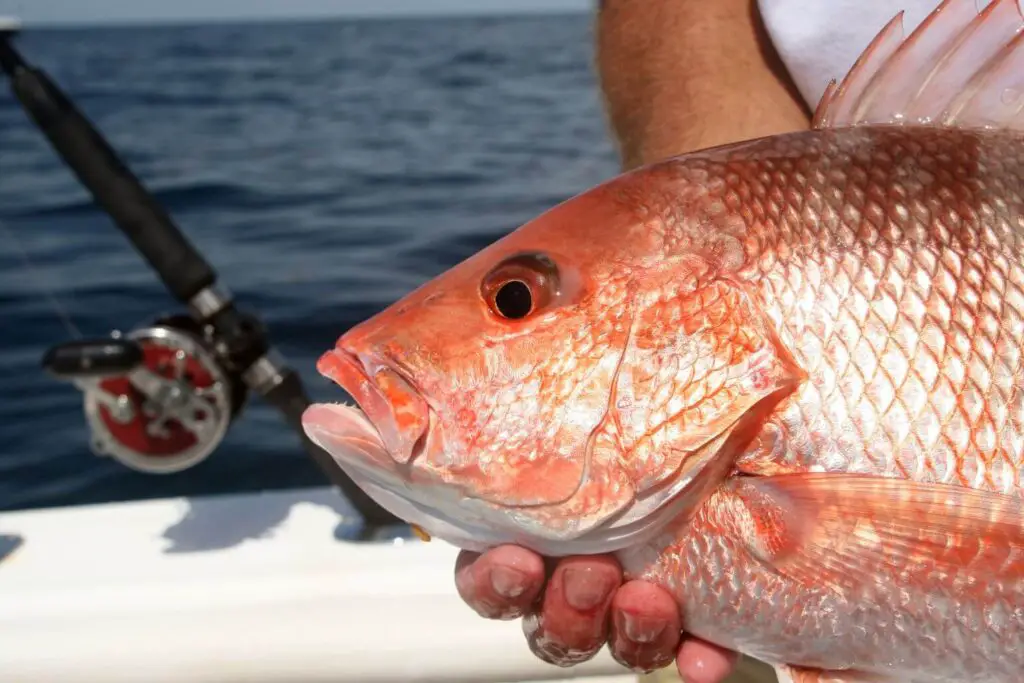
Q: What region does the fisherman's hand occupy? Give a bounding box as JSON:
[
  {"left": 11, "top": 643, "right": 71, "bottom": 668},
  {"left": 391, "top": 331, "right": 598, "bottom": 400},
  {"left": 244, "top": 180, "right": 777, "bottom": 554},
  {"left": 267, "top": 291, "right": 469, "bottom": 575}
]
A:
[{"left": 454, "top": 546, "right": 738, "bottom": 682}]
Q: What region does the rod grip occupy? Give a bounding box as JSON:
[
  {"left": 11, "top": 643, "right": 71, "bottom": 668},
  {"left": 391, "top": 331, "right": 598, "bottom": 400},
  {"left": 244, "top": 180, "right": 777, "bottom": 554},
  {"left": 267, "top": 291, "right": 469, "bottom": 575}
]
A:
[{"left": 5, "top": 48, "right": 216, "bottom": 303}]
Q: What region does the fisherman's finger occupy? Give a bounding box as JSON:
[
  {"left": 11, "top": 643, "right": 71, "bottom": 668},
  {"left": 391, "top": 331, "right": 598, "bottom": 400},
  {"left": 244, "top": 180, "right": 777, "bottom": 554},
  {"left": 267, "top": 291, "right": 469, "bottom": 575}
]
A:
[
  {"left": 607, "top": 579, "right": 681, "bottom": 672},
  {"left": 676, "top": 635, "right": 739, "bottom": 683},
  {"left": 454, "top": 545, "right": 545, "bottom": 620},
  {"left": 523, "top": 555, "right": 622, "bottom": 667}
]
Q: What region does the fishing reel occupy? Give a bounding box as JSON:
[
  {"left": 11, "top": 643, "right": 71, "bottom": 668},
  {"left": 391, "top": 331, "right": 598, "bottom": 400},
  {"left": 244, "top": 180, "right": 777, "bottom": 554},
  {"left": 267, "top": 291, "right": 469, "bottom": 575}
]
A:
[{"left": 42, "top": 315, "right": 247, "bottom": 474}]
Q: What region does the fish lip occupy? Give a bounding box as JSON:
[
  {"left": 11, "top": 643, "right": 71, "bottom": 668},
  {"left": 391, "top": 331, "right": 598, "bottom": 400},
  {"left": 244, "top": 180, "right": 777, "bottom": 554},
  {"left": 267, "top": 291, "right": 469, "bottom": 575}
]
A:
[{"left": 315, "top": 346, "right": 430, "bottom": 464}]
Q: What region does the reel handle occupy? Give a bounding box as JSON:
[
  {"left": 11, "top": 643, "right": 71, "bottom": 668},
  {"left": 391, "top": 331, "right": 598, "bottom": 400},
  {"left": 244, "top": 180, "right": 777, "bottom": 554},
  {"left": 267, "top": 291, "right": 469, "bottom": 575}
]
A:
[{"left": 42, "top": 338, "right": 144, "bottom": 381}]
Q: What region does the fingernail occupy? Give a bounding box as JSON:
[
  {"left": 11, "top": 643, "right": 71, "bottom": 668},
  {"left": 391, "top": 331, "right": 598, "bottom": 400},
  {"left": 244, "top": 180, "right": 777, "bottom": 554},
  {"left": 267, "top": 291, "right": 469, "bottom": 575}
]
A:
[
  {"left": 490, "top": 566, "right": 528, "bottom": 599},
  {"left": 678, "top": 656, "right": 709, "bottom": 683},
  {"left": 621, "top": 611, "right": 667, "bottom": 643},
  {"left": 562, "top": 566, "right": 616, "bottom": 611}
]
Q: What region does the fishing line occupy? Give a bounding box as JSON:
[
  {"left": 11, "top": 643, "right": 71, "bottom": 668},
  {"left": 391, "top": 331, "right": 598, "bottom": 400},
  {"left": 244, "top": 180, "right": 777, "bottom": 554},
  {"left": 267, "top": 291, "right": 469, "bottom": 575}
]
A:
[{"left": 0, "top": 219, "right": 82, "bottom": 339}]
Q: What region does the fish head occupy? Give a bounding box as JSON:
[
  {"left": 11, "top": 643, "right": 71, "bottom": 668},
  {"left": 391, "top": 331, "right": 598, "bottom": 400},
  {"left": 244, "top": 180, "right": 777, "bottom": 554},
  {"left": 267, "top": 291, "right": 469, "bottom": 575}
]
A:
[{"left": 303, "top": 162, "right": 802, "bottom": 555}]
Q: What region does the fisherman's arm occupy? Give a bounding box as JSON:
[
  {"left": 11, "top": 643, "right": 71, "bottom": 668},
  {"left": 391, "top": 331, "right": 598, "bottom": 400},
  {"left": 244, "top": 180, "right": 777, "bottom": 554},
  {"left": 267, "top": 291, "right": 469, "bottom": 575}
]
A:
[
  {"left": 596, "top": 0, "right": 810, "bottom": 169},
  {"left": 455, "top": 1, "right": 809, "bottom": 681}
]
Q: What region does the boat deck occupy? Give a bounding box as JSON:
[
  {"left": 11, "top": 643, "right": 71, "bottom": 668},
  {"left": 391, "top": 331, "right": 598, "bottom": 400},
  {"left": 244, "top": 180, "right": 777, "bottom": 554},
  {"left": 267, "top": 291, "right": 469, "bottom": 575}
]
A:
[{"left": 0, "top": 486, "right": 637, "bottom": 682}]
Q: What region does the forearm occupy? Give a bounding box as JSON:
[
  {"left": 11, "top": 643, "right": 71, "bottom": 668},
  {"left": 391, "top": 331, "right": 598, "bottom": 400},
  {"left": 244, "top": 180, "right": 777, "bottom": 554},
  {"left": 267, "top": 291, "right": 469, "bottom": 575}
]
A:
[{"left": 594, "top": 0, "right": 811, "bottom": 170}]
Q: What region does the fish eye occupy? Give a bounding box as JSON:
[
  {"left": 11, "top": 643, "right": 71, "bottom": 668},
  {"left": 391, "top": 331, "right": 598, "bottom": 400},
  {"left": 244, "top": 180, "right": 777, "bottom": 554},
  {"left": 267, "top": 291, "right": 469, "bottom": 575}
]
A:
[
  {"left": 493, "top": 280, "right": 533, "bottom": 319},
  {"left": 481, "top": 252, "right": 559, "bottom": 321}
]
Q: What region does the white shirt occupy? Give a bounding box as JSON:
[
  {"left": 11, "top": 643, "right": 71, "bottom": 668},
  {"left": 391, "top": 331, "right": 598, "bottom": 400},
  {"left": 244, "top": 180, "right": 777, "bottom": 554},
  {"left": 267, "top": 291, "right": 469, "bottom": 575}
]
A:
[{"left": 757, "top": 0, "right": 947, "bottom": 109}]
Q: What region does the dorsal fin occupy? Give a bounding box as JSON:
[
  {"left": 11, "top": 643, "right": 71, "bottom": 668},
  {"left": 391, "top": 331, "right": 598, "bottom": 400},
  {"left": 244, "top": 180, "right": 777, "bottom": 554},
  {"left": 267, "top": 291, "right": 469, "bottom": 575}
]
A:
[{"left": 812, "top": 0, "right": 1024, "bottom": 131}]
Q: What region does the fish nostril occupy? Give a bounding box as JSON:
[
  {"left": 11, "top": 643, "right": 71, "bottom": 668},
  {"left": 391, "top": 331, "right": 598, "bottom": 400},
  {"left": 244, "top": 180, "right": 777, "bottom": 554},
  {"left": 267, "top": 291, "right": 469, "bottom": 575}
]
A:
[{"left": 391, "top": 293, "right": 442, "bottom": 318}]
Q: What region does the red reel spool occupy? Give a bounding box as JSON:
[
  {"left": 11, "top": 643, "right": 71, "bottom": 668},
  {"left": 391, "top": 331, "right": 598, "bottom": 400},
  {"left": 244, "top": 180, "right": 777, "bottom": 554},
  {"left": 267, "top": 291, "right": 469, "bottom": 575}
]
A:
[{"left": 83, "top": 324, "right": 233, "bottom": 474}]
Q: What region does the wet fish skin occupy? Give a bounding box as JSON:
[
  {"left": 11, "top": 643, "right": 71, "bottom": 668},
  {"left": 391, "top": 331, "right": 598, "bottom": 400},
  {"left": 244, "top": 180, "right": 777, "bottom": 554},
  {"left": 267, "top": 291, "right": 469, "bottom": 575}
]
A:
[
  {"left": 307, "top": 124, "right": 1024, "bottom": 682},
  {"left": 302, "top": 0, "right": 1024, "bottom": 680},
  {"left": 610, "top": 124, "right": 1024, "bottom": 683}
]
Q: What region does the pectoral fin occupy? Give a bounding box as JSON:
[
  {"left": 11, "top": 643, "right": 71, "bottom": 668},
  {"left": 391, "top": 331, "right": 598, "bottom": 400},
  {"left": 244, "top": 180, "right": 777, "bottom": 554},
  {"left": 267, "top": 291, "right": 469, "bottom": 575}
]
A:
[
  {"left": 774, "top": 664, "right": 888, "bottom": 683},
  {"left": 724, "top": 473, "right": 1024, "bottom": 596}
]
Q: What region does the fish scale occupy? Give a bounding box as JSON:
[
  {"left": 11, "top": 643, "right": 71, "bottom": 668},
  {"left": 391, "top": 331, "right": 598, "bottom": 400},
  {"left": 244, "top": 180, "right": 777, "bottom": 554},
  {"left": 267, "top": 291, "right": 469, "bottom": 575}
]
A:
[
  {"left": 612, "top": 125, "right": 1024, "bottom": 681},
  {"left": 630, "top": 478, "right": 1024, "bottom": 682},
  {"left": 673, "top": 127, "right": 1024, "bottom": 494}
]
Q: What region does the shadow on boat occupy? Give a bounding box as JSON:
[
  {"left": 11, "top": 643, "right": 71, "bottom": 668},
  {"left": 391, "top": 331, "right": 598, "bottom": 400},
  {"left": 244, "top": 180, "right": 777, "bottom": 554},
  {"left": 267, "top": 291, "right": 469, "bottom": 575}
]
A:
[
  {"left": 0, "top": 533, "right": 23, "bottom": 565},
  {"left": 159, "top": 485, "right": 411, "bottom": 554}
]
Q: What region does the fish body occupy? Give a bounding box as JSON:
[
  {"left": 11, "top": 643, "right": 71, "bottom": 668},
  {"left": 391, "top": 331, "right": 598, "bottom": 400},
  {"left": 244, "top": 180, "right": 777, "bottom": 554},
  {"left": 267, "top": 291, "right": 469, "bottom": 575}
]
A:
[
  {"left": 303, "top": 1, "right": 1024, "bottom": 681},
  {"left": 608, "top": 122, "right": 1024, "bottom": 682}
]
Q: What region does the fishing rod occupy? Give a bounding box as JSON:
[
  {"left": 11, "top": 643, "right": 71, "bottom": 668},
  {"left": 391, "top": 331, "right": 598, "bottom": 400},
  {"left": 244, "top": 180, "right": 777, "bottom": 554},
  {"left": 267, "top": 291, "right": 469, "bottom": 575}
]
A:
[{"left": 0, "top": 20, "right": 400, "bottom": 532}]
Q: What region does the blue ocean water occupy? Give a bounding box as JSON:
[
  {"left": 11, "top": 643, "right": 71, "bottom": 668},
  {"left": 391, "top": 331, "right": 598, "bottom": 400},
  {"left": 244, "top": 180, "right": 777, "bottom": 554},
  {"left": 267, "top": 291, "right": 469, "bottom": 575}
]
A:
[{"left": 0, "top": 15, "right": 619, "bottom": 512}]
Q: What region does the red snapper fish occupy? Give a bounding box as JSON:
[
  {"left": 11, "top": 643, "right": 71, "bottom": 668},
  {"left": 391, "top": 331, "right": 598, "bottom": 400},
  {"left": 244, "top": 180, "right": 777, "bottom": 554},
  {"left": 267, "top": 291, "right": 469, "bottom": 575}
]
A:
[{"left": 303, "top": 1, "right": 1024, "bottom": 681}]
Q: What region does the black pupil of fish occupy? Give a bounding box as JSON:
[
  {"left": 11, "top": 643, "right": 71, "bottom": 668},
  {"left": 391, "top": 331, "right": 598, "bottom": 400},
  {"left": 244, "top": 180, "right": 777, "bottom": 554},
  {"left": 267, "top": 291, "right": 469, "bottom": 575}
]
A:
[{"left": 494, "top": 280, "right": 532, "bottom": 319}]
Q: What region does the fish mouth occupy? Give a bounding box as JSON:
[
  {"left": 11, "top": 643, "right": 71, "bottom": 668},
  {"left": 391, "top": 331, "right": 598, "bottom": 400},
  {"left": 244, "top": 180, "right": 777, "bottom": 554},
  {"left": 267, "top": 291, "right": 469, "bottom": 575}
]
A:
[
  {"left": 301, "top": 349, "right": 510, "bottom": 551},
  {"left": 308, "top": 347, "right": 430, "bottom": 466}
]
